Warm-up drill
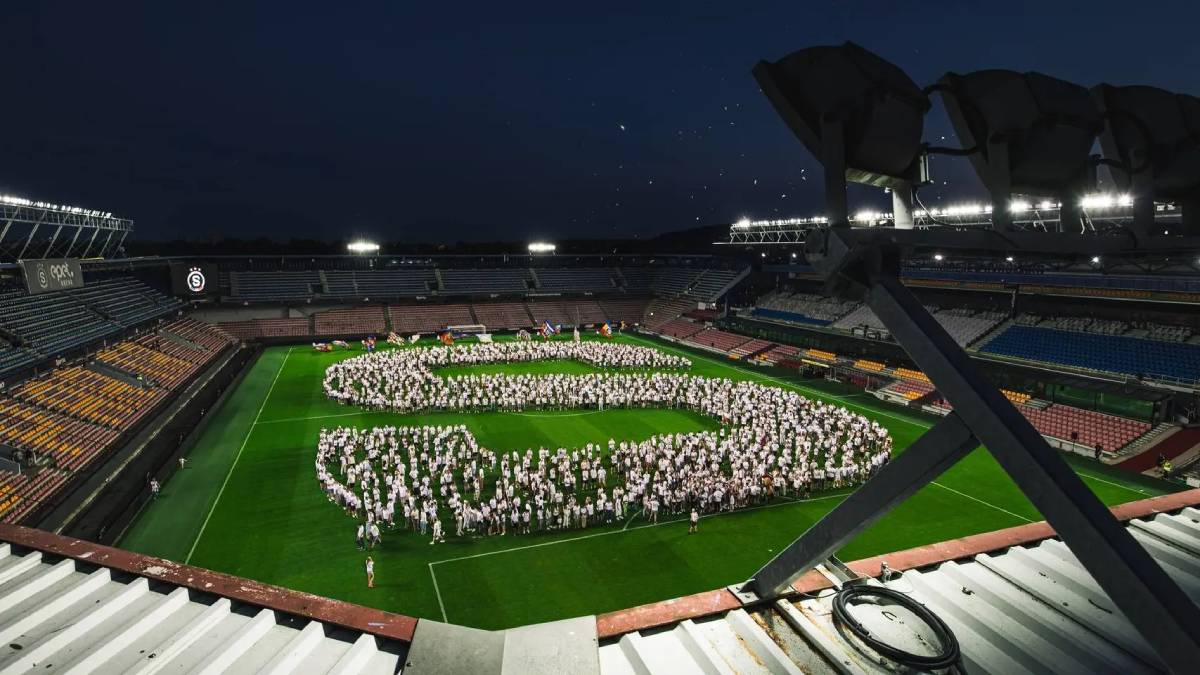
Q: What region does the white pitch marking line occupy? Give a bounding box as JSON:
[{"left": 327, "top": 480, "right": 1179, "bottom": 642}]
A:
[
  {"left": 430, "top": 492, "right": 851, "bottom": 568},
  {"left": 256, "top": 410, "right": 382, "bottom": 425},
  {"left": 512, "top": 410, "right": 604, "bottom": 418},
  {"left": 429, "top": 563, "right": 448, "bottom": 622},
  {"left": 1076, "top": 471, "right": 1151, "bottom": 496},
  {"left": 622, "top": 508, "right": 644, "bottom": 531},
  {"left": 185, "top": 347, "right": 292, "bottom": 564},
  {"left": 931, "top": 481, "right": 1035, "bottom": 523}
]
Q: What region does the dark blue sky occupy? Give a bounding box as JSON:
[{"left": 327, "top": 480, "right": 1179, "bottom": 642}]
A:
[{"left": 3, "top": 1, "right": 1197, "bottom": 243}]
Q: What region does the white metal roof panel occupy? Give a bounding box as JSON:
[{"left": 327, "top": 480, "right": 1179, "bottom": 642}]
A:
[
  {"left": 599, "top": 508, "right": 1200, "bottom": 674},
  {"left": 0, "top": 544, "right": 405, "bottom": 674}
]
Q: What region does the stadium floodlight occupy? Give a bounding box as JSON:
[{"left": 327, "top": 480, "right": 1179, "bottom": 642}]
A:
[
  {"left": 528, "top": 242, "right": 556, "bottom": 253},
  {"left": 1092, "top": 84, "right": 1200, "bottom": 236},
  {"left": 347, "top": 241, "right": 380, "bottom": 253},
  {"left": 935, "top": 70, "right": 1103, "bottom": 232},
  {"left": 753, "top": 42, "right": 931, "bottom": 226}
]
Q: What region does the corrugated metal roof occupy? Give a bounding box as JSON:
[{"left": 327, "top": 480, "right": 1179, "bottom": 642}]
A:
[
  {"left": 2, "top": 493, "right": 1197, "bottom": 673},
  {"left": 0, "top": 542, "right": 408, "bottom": 673},
  {"left": 598, "top": 506, "right": 1200, "bottom": 674}
]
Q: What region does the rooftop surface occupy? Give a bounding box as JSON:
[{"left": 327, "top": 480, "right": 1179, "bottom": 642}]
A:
[{"left": 2, "top": 488, "right": 1198, "bottom": 672}]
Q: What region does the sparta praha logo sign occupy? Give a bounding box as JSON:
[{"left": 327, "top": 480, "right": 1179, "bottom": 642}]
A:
[{"left": 186, "top": 267, "right": 207, "bottom": 293}]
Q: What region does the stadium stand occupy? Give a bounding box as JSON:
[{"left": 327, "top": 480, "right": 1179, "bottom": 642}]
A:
[
  {"left": 218, "top": 318, "right": 311, "bottom": 340},
  {"left": 440, "top": 269, "right": 530, "bottom": 294},
  {"left": 95, "top": 342, "right": 196, "bottom": 389},
  {"left": 1020, "top": 405, "right": 1151, "bottom": 453},
  {"left": 535, "top": 268, "right": 615, "bottom": 293},
  {"left": 683, "top": 327, "right": 751, "bottom": 353},
  {"left": 313, "top": 306, "right": 387, "bottom": 335},
  {"left": 0, "top": 317, "right": 234, "bottom": 524},
  {"left": 650, "top": 268, "right": 703, "bottom": 295},
  {"left": 642, "top": 297, "right": 696, "bottom": 330},
  {"left": 230, "top": 271, "right": 320, "bottom": 300},
  {"left": 392, "top": 303, "right": 475, "bottom": 333},
  {"left": 1119, "top": 427, "right": 1200, "bottom": 473},
  {"left": 324, "top": 269, "right": 436, "bottom": 298},
  {"left": 883, "top": 378, "right": 936, "bottom": 400},
  {"left": 597, "top": 297, "right": 651, "bottom": 324},
  {"left": 0, "top": 276, "right": 181, "bottom": 363},
  {"left": 525, "top": 299, "right": 576, "bottom": 326},
  {"left": 830, "top": 304, "right": 1005, "bottom": 347},
  {"left": 981, "top": 324, "right": 1200, "bottom": 382},
  {"left": 756, "top": 343, "right": 800, "bottom": 365},
  {"left": 0, "top": 397, "right": 119, "bottom": 468},
  {"left": 9, "top": 367, "right": 164, "bottom": 430},
  {"left": 617, "top": 267, "right": 654, "bottom": 293},
  {"left": 0, "top": 338, "right": 36, "bottom": 375},
  {"left": 471, "top": 302, "right": 532, "bottom": 330},
  {"left": 75, "top": 277, "right": 183, "bottom": 326},
  {"left": 730, "top": 338, "right": 773, "bottom": 358},
  {"left": 656, "top": 318, "right": 705, "bottom": 340},
  {"left": 753, "top": 291, "right": 857, "bottom": 326},
  {"left": 571, "top": 299, "right": 609, "bottom": 324},
  {"left": 162, "top": 317, "right": 237, "bottom": 353},
  {"left": 684, "top": 268, "right": 743, "bottom": 301}
]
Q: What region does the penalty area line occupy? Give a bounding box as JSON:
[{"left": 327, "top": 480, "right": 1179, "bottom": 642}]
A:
[
  {"left": 429, "top": 563, "right": 448, "bottom": 622},
  {"left": 185, "top": 347, "right": 292, "bottom": 564},
  {"left": 931, "top": 481, "right": 1035, "bottom": 523}
]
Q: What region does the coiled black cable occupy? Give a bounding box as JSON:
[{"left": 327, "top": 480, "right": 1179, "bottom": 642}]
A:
[{"left": 831, "top": 583, "right": 963, "bottom": 672}]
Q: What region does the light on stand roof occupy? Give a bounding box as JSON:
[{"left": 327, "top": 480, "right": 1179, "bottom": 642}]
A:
[{"left": 347, "top": 241, "right": 380, "bottom": 253}]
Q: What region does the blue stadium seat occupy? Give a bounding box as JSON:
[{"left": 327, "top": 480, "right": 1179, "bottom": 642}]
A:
[{"left": 981, "top": 325, "right": 1200, "bottom": 381}]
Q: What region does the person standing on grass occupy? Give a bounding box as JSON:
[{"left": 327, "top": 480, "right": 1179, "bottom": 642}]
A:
[
  {"left": 356, "top": 522, "right": 366, "bottom": 550},
  {"left": 689, "top": 508, "right": 699, "bottom": 534},
  {"left": 178, "top": 457, "right": 188, "bottom": 470},
  {"left": 369, "top": 521, "right": 382, "bottom": 549},
  {"left": 365, "top": 556, "right": 375, "bottom": 588},
  {"left": 150, "top": 479, "right": 160, "bottom": 500}
]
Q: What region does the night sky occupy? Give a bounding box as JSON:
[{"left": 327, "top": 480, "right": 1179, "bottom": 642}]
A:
[{"left": 4, "top": 1, "right": 1198, "bottom": 244}]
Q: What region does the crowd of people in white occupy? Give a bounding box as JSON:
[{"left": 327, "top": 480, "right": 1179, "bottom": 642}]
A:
[{"left": 317, "top": 341, "right": 892, "bottom": 544}]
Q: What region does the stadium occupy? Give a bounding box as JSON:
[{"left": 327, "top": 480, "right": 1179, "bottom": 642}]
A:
[{"left": 3, "top": 13, "right": 1200, "bottom": 675}]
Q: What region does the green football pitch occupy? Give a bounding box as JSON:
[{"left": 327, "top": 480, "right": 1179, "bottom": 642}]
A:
[{"left": 119, "top": 333, "right": 1179, "bottom": 630}]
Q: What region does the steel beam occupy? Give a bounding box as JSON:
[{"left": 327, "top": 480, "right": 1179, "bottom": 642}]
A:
[
  {"left": 65, "top": 224, "right": 83, "bottom": 258},
  {"left": 862, "top": 266, "right": 1200, "bottom": 670},
  {"left": 42, "top": 224, "right": 63, "bottom": 258},
  {"left": 17, "top": 223, "right": 38, "bottom": 260},
  {"left": 745, "top": 412, "right": 977, "bottom": 596},
  {"left": 81, "top": 227, "right": 100, "bottom": 258}
]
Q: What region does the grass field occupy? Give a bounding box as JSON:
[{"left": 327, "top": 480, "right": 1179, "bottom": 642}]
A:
[{"left": 120, "top": 333, "right": 1179, "bottom": 630}]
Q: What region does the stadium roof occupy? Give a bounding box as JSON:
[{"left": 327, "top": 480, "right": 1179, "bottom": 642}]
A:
[{"left": 1, "top": 490, "right": 1197, "bottom": 673}]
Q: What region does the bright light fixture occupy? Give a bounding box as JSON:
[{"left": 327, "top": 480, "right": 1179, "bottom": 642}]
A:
[
  {"left": 347, "top": 241, "right": 380, "bottom": 253},
  {"left": 933, "top": 253, "right": 944, "bottom": 261},
  {"left": 528, "top": 242, "right": 557, "bottom": 253}
]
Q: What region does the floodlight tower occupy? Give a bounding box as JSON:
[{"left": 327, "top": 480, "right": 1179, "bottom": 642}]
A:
[
  {"left": 1092, "top": 84, "right": 1200, "bottom": 237},
  {"left": 745, "top": 42, "right": 1200, "bottom": 671},
  {"left": 935, "top": 70, "right": 1104, "bottom": 232},
  {"left": 752, "top": 42, "right": 931, "bottom": 229}
]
